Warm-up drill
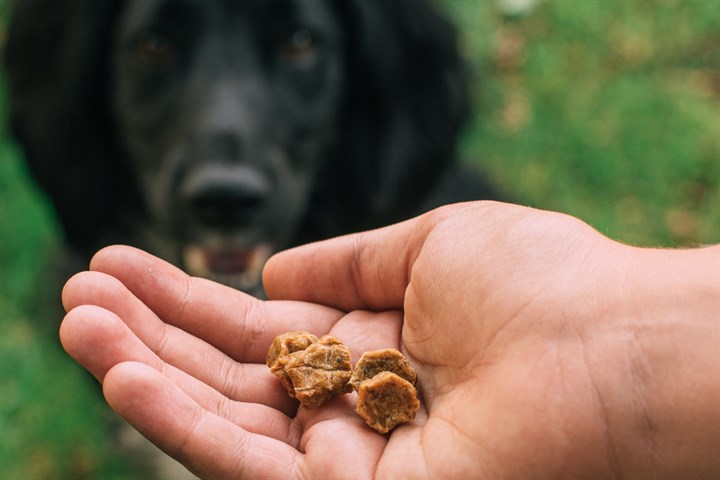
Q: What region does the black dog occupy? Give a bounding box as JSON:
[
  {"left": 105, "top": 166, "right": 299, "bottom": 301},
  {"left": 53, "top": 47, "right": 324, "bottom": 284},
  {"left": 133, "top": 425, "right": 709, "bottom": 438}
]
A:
[{"left": 5, "top": 0, "right": 499, "bottom": 297}]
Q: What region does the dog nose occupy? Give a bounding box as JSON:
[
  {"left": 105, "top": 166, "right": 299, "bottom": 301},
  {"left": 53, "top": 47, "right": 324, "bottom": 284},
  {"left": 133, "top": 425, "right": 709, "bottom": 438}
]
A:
[
  {"left": 180, "top": 167, "right": 270, "bottom": 229},
  {"left": 189, "top": 185, "right": 265, "bottom": 228}
]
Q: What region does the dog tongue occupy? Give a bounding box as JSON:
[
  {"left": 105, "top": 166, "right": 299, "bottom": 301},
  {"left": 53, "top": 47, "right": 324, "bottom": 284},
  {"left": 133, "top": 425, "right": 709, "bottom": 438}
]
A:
[
  {"left": 183, "top": 244, "right": 273, "bottom": 291},
  {"left": 206, "top": 249, "right": 254, "bottom": 274}
]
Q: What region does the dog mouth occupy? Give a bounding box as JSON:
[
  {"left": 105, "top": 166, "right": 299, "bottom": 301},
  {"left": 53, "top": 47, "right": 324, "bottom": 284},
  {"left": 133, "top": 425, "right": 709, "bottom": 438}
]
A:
[{"left": 183, "top": 243, "right": 273, "bottom": 293}]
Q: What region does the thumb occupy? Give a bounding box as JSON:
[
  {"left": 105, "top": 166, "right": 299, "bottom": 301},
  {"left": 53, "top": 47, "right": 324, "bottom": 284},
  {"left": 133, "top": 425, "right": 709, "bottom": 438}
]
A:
[{"left": 262, "top": 205, "right": 462, "bottom": 311}]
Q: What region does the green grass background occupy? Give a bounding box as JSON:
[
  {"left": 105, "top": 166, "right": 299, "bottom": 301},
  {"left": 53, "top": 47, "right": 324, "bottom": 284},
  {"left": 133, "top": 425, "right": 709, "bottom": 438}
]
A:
[{"left": 1, "top": 0, "right": 718, "bottom": 478}]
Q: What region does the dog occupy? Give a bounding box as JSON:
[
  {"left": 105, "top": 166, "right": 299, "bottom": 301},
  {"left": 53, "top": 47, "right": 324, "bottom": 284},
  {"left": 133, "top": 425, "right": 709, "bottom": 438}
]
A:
[{"left": 4, "top": 0, "right": 500, "bottom": 297}]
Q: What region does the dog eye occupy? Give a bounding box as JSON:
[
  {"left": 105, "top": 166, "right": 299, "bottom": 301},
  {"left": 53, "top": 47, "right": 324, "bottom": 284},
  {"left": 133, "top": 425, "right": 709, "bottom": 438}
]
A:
[
  {"left": 278, "top": 27, "right": 317, "bottom": 61},
  {"left": 135, "top": 32, "right": 175, "bottom": 63}
]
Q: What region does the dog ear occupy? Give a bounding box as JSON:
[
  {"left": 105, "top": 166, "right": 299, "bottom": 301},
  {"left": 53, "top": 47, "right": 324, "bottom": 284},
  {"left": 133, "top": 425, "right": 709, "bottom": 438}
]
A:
[
  {"left": 4, "top": 0, "right": 139, "bottom": 256},
  {"left": 340, "top": 0, "right": 471, "bottom": 225}
]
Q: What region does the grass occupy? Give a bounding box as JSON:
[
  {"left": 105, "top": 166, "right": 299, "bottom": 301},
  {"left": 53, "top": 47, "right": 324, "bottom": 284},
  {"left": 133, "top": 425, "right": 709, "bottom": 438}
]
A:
[
  {"left": 0, "top": 65, "right": 145, "bottom": 480},
  {"left": 443, "top": 0, "right": 719, "bottom": 246},
  {"left": 1, "top": 0, "right": 719, "bottom": 478}
]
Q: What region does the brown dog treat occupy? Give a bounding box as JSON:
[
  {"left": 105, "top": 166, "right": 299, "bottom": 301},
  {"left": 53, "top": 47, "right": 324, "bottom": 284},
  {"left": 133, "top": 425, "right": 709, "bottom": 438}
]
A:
[
  {"left": 351, "top": 349, "right": 420, "bottom": 433},
  {"left": 355, "top": 371, "right": 420, "bottom": 433},
  {"left": 266, "top": 331, "right": 319, "bottom": 395},
  {"left": 349, "top": 348, "right": 417, "bottom": 391},
  {"left": 284, "top": 335, "right": 353, "bottom": 408},
  {"left": 267, "top": 332, "right": 352, "bottom": 408}
]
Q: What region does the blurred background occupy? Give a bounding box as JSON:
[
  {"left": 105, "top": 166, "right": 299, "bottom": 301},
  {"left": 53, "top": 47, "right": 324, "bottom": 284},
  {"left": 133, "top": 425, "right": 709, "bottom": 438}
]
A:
[{"left": 1, "top": 0, "right": 718, "bottom": 478}]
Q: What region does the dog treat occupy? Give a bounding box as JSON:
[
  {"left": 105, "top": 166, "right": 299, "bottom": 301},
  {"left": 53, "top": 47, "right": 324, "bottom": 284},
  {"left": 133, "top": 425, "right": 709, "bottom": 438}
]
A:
[
  {"left": 349, "top": 348, "right": 417, "bottom": 390},
  {"left": 267, "top": 331, "right": 352, "bottom": 408},
  {"left": 350, "top": 349, "right": 420, "bottom": 433},
  {"left": 267, "top": 334, "right": 421, "bottom": 431},
  {"left": 355, "top": 371, "right": 420, "bottom": 434}
]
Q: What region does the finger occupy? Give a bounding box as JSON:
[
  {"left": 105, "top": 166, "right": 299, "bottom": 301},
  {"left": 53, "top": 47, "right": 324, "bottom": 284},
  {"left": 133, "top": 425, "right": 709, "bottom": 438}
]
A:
[
  {"left": 262, "top": 204, "right": 471, "bottom": 311},
  {"left": 60, "top": 304, "right": 153, "bottom": 382},
  {"left": 80, "top": 246, "right": 343, "bottom": 363},
  {"left": 62, "top": 272, "right": 298, "bottom": 413},
  {"left": 103, "top": 362, "right": 303, "bottom": 480},
  {"left": 60, "top": 303, "right": 299, "bottom": 421}
]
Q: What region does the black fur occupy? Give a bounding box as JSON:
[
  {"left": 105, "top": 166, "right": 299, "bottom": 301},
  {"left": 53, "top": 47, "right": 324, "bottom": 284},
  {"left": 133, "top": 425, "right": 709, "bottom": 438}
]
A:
[{"left": 4, "top": 0, "right": 500, "bottom": 296}]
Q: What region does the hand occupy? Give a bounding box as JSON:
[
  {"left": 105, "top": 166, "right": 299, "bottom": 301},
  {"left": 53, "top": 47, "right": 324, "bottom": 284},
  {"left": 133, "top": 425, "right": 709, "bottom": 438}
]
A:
[{"left": 61, "top": 201, "right": 720, "bottom": 479}]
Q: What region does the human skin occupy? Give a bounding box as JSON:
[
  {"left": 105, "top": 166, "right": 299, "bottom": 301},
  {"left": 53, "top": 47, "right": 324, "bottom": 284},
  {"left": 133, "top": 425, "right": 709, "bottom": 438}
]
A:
[{"left": 60, "top": 201, "right": 720, "bottom": 479}]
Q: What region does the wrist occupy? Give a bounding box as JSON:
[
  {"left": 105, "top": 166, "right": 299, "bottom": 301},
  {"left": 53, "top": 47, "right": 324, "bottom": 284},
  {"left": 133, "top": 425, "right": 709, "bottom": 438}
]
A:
[{"left": 590, "top": 243, "right": 719, "bottom": 478}]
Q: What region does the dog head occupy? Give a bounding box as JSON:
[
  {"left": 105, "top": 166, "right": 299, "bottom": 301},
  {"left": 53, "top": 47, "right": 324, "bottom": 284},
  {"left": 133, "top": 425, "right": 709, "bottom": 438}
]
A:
[
  {"left": 5, "top": 0, "right": 469, "bottom": 295},
  {"left": 110, "top": 0, "right": 348, "bottom": 292}
]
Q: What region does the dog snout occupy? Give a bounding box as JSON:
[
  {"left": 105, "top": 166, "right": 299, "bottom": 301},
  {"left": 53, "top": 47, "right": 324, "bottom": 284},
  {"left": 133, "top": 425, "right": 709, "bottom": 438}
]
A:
[{"left": 180, "top": 166, "right": 271, "bottom": 229}]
